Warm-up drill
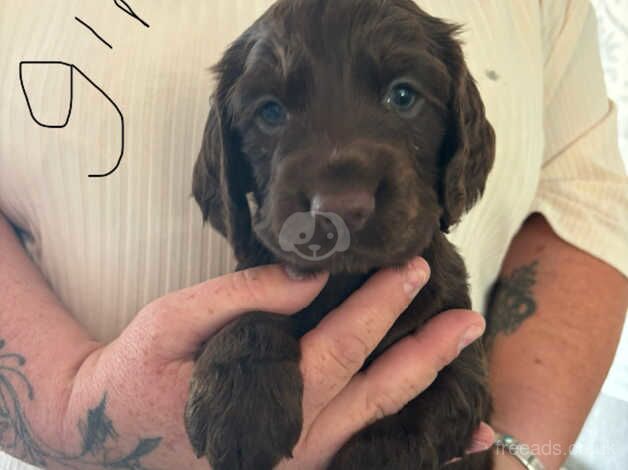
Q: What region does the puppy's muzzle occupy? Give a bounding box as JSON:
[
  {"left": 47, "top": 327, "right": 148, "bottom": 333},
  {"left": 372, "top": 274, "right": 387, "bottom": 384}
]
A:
[{"left": 310, "top": 191, "right": 375, "bottom": 232}]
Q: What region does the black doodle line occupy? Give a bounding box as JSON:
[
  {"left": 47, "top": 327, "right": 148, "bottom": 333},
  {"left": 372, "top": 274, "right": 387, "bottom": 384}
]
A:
[
  {"left": 19, "top": 61, "right": 125, "bottom": 178},
  {"left": 74, "top": 17, "right": 113, "bottom": 50},
  {"left": 75, "top": 1, "right": 151, "bottom": 49},
  {"left": 114, "top": 0, "right": 150, "bottom": 28}
]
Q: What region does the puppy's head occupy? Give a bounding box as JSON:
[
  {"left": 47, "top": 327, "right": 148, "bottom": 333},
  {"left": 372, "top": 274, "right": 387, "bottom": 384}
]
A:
[{"left": 193, "top": 0, "right": 495, "bottom": 273}]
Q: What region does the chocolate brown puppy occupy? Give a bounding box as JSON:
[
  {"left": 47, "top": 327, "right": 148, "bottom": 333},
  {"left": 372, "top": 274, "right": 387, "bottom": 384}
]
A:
[{"left": 186, "top": 0, "right": 496, "bottom": 468}]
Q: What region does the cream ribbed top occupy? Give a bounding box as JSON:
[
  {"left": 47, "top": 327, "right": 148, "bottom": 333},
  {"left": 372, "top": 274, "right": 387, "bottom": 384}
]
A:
[{"left": 1, "top": 1, "right": 627, "bottom": 468}]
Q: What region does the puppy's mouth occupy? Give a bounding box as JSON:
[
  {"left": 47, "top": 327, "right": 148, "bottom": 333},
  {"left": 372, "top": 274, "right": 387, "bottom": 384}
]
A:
[
  {"left": 252, "top": 207, "right": 357, "bottom": 273},
  {"left": 282, "top": 213, "right": 351, "bottom": 261},
  {"left": 250, "top": 198, "right": 429, "bottom": 275}
]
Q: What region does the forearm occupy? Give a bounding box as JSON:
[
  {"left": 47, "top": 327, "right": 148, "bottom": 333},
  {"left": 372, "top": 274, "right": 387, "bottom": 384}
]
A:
[
  {"left": 486, "top": 214, "right": 628, "bottom": 469},
  {"left": 0, "top": 212, "right": 101, "bottom": 464}
]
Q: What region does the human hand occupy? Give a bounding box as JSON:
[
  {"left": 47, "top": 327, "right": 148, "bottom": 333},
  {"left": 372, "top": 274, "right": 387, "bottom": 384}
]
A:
[
  {"left": 274, "top": 258, "right": 493, "bottom": 468},
  {"left": 63, "top": 260, "right": 491, "bottom": 470},
  {"left": 61, "top": 265, "right": 327, "bottom": 469}
]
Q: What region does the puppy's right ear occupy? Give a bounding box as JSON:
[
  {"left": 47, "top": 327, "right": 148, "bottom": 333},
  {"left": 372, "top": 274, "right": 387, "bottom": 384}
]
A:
[
  {"left": 192, "top": 35, "right": 256, "bottom": 260},
  {"left": 437, "top": 28, "right": 496, "bottom": 232}
]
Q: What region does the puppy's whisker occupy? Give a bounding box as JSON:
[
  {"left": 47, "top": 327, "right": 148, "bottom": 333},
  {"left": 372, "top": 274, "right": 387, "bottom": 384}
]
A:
[{"left": 246, "top": 192, "right": 259, "bottom": 217}]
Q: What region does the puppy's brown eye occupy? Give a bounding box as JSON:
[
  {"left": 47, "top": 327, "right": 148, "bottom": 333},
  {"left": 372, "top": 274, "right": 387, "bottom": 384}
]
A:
[
  {"left": 384, "top": 82, "right": 424, "bottom": 117},
  {"left": 257, "top": 99, "right": 287, "bottom": 132}
]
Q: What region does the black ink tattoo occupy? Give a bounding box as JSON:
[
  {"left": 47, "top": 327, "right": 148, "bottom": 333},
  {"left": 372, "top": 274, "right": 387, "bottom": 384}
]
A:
[
  {"left": 0, "top": 339, "right": 162, "bottom": 469},
  {"left": 485, "top": 260, "right": 539, "bottom": 348}
]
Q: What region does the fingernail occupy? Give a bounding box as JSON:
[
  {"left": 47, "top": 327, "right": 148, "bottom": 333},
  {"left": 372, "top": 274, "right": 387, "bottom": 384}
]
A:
[
  {"left": 403, "top": 257, "right": 430, "bottom": 298},
  {"left": 466, "top": 423, "right": 496, "bottom": 454},
  {"left": 284, "top": 265, "right": 306, "bottom": 281},
  {"left": 466, "top": 437, "right": 493, "bottom": 454},
  {"left": 458, "top": 324, "right": 485, "bottom": 354},
  {"left": 283, "top": 265, "right": 326, "bottom": 282}
]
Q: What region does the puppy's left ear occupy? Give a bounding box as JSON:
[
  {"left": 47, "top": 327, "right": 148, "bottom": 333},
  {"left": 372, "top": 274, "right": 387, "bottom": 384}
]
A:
[
  {"left": 439, "top": 38, "right": 496, "bottom": 231},
  {"left": 192, "top": 33, "right": 256, "bottom": 261}
]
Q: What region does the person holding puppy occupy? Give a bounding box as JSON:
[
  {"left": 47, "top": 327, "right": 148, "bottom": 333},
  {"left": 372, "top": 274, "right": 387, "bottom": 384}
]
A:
[{"left": 1, "top": 1, "right": 627, "bottom": 469}]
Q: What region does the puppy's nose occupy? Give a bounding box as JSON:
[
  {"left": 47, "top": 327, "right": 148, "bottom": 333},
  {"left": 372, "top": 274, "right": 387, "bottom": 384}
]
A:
[{"left": 310, "top": 191, "right": 375, "bottom": 231}]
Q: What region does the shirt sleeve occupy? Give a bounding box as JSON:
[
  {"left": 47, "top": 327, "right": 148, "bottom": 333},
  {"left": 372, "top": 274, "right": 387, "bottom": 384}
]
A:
[{"left": 530, "top": 0, "right": 628, "bottom": 276}]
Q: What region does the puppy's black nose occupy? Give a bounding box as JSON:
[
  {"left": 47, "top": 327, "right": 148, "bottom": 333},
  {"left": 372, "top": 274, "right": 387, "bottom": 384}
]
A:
[{"left": 310, "top": 191, "right": 375, "bottom": 231}]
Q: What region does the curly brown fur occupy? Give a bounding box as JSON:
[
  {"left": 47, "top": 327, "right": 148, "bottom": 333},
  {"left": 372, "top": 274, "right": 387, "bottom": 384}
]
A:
[{"left": 186, "top": 0, "right": 496, "bottom": 468}]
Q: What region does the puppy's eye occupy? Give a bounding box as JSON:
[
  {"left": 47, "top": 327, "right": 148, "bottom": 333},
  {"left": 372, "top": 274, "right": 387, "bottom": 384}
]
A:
[
  {"left": 257, "top": 99, "right": 288, "bottom": 132},
  {"left": 384, "top": 82, "right": 424, "bottom": 117}
]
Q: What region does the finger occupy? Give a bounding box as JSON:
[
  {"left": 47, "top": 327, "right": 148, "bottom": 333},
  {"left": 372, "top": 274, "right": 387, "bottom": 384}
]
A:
[
  {"left": 302, "top": 310, "right": 485, "bottom": 456},
  {"left": 142, "top": 265, "right": 328, "bottom": 354},
  {"left": 466, "top": 422, "right": 495, "bottom": 454},
  {"left": 299, "top": 257, "right": 430, "bottom": 422},
  {"left": 444, "top": 423, "right": 495, "bottom": 465}
]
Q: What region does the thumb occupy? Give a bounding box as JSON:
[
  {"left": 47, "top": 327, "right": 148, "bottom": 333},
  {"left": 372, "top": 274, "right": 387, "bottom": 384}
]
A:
[{"left": 139, "top": 265, "right": 328, "bottom": 356}]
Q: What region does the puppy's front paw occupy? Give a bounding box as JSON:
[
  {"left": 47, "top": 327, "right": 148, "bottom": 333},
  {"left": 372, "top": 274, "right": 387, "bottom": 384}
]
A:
[{"left": 184, "top": 312, "right": 302, "bottom": 470}]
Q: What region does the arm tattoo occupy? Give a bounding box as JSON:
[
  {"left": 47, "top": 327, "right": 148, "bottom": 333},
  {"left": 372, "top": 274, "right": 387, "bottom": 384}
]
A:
[
  {"left": 0, "top": 338, "right": 162, "bottom": 469},
  {"left": 485, "top": 260, "right": 539, "bottom": 349}
]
